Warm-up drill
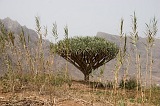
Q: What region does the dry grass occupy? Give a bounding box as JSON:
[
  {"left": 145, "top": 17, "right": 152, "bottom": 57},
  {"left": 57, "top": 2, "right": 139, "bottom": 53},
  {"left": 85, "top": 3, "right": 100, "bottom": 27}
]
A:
[{"left": 0, "top": 78, "right": 159, "bottom": 106}]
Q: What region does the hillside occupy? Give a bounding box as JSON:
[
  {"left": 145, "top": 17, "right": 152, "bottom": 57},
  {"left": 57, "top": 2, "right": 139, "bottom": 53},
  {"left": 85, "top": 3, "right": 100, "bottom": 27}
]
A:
[
  {"left": 0, "top": 17, "right": 83, "bottom": 80},
  {"left": 0, "top": 18, "right": 50, "bottom": 74},
  {"left": 96, "top": 32, "right": 160, "bottom": 85}
]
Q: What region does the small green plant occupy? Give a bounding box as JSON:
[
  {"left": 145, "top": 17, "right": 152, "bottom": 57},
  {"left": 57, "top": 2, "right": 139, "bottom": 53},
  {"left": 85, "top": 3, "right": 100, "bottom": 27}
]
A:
[
  {"left": 118, "top": 100, "right": 126, "bottom": 106},
  {"left": 129, "top": 98, "right": 135, "bottom": 103},
  {"left": 93, "top": 81, "right": 106, "bottom": 89},
  {"left": 119, "top": 76, "right": 140, "bottom": 90},
  {"left": 0, "top": 72, "right": 23, "bottom": 92},
  {"left": 0, "top": 73, "right": 11, "bottom": 93},
  {"left": 95, "top": 90, "right": 104, "bottom": 96},
  {"left": 51, "top": 72, "right": 66, "bottom": 86},
  {"left": 106, "top": 81, "right": 113, "bottom": 89},
  {"left": 151, "top": 84, "right": 160, "bottom": 91}
]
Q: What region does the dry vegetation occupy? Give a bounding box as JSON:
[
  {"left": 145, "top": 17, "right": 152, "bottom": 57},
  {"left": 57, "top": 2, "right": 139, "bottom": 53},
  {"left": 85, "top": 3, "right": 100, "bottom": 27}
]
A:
[
  {"left": 0, "top": 78, "right": 159, "bottom": 106},
  {"left": 0, "top": 13, "right": 160, "bottom": 106}
]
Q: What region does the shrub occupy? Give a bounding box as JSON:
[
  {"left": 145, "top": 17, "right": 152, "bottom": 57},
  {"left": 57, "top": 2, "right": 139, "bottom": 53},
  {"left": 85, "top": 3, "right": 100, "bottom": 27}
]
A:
[
  {"left": 106, "top": 81, "right": 113, "bottom": 89},
  {"left": 93, "top": 81, "right": 106, "bottom": 89},
  {"left": 119, "top": 77, "right": 140, "bottom": 90}
]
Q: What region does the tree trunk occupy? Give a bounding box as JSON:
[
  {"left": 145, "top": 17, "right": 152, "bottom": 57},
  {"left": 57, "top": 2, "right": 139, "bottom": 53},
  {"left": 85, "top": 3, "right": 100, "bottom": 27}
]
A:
[{"left": 84, "top": 74, "right": 89, "bottom": 81}]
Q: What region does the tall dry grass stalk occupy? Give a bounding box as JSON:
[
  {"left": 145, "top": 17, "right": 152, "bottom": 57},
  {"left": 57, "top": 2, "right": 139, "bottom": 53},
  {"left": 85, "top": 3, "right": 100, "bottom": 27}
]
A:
[
  {"left": 130, "top": 12, "right": 141, "bottom": 104},
  {"left": 119, "top": 19, "right": 128, "bottom": 96},
  {"left": 113, "top": 18, "right": 127, "bottom": 105},
  {"left": 64, "top": 25, "right": 69, "bottom": 80},
  {"left": 0, "top": 21, "right": 18, "bottom": 95},
  {"left": 35, "top": 16, "right": 45, "bottom": 75},
  {"left": 145, "top": 17, "right": 158, "bottom": 103}
]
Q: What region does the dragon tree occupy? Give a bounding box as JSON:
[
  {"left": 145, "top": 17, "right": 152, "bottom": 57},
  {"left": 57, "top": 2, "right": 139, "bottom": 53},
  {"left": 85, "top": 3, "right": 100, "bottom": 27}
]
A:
[{"left": 54, "top": 36, "right": 119, "bottom": 81}]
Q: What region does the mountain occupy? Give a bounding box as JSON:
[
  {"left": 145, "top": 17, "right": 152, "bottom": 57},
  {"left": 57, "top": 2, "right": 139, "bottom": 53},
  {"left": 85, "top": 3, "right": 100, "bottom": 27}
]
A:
[
  {"left": 0, "top": 18, "right": 47, "bottom": 73},
  {"left": 0, "top": 17, "right": 41, "bottom": 53},
  {"left": 96, "top": 32, "right": 160, "bottom": 85},
  {"left": 0, "top": 17, "right": 83, "bottom": 80}
]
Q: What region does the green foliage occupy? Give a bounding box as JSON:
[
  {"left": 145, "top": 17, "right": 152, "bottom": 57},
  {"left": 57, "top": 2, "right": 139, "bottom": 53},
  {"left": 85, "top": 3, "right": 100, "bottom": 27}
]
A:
[
  {"left": 57, "top": 36, "right": 118, "bottom": 53},
  {"left": 119, "top": 77, "right": 140, "bottom": 90},
  {"left": 118, "top": 100, "right": 126, "bottom": 106},
  {"left": 50, "top": 72, "right": 71, "bottom": 87},
  {"left": 30, "top": 72, "right": 72, "bottom": 89},
  {"left": 0, "top": 72, "right": 72, "bottom": 93},
  {"left": 0, "top": 74, "right": 11, "bottom": 93},
  {"left": 93, "top": 81, "right": 113, "bottom": 89},
  {"left": 0, "top": 72, "right": 24, "bottom": 93},
  {"left": 93, "top": 81, "right": 106, "bottom": 89},
  {"left": 106, "top": 81, "right": 113, "bottom": 89},
  {"left": 55, "top": 36, "right": 119, "bottom": 81}
]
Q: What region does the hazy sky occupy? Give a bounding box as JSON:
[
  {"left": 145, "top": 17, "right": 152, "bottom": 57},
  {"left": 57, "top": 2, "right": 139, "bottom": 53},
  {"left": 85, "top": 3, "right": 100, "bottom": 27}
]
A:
[{"left": 0, "top": 0, "right": 160, "bottom": 41}]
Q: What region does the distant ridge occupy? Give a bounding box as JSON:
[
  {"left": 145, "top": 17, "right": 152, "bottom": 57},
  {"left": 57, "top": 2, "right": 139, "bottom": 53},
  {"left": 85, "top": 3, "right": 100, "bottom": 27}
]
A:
[
  {"left": 96, "top": 32, "right": 120, "bottom": 45},
  {"left": 1, "top": 17, "right": 39, "bottom": 43}
]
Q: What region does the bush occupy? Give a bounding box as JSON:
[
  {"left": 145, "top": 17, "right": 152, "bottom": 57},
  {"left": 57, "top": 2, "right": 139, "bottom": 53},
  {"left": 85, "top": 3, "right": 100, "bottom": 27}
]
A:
[
  {"left": 92, "top": 81, "right": 113, "bottom": 89},
  {"left": 106, "top": 81, "right": 113, "bottom": 89},
  {"left": 93, "top": 81, "right": 106, "bottom": 89},
  {"left": 119, "top": 77, "right": 140, "bottom": 90}
]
